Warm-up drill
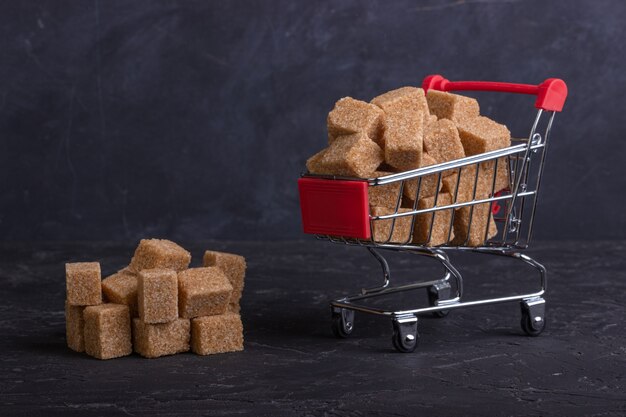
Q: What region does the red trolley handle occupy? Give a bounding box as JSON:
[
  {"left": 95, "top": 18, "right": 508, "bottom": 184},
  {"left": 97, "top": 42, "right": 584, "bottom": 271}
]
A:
[{"left": 422, "top": 74, "right": 568, "bottom": 112}]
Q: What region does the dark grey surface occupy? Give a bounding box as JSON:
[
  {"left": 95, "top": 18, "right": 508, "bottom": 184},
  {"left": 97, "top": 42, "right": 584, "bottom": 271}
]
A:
[
  {"left": 1, "top": 1, "right": 625, "bottom": 241},
  {"left": 1, "top": 240, "right": 624, "bottom": 416}
]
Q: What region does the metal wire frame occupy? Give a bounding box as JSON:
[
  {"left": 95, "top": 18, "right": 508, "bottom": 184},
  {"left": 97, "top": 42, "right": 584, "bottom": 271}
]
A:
[{"left": 330, "top": 247, "right": 545, "bottom": 319}]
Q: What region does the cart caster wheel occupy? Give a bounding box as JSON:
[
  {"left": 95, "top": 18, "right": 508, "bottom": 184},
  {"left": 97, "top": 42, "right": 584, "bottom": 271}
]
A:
[
  {"left": 428, "top": 281, "right": 452, "bottom": 318},
  {"left": 520, "top": 298, "right": 546, "bottom": 337},
  {"left": 331, "top": 308, "right": 354, "bottom": 338},
  {"left": 391, "top": 315, "right": 419, "bottom": 353}
]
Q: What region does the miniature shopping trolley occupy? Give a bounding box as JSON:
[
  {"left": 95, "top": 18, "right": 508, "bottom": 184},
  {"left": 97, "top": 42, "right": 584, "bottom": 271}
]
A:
[{"left": 298, "top": 74, "right": 568, "bottom": 352}]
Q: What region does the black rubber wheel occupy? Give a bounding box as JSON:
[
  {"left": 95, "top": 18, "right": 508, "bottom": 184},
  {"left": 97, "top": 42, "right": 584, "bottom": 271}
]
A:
[
  {"left": 521, "top": 311, "right": 546, "bottom": 337},
  {"left": 391, "top": 323, "right": 418, "bottom": 353},
  {"left": 331, "top": 312, "right": 353, "bottom": 338},
  {"left": 428, "top": 288, "right": 450, "bottom": 318}
]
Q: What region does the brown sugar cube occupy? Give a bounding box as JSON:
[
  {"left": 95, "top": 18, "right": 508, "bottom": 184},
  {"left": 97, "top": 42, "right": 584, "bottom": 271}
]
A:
[
  {"left": 202, "top": 251, "right": 246, "bottom": 305},
  {"left": 476, "top": 161, "right": 506, "bottom": 197},
  {"left": 426, "top": 113, "right": 438, "bottom": 126},
  {"left": 456, "top": 116, "right": 512, "bottom": 156},
  {"left": 372, "top": 87, "right": 428, "bottom": 171},
  {"left": 368, "top": 171, "right": 402, "bottom": 209},
  {"left": 370, "top": 206, "right": 413, "bottom": 243},
  {"left": 426, "top": 90, "right": 480, "bottom": 122},
  {"left": 228, "top": 303, "right": 240, "bottom": 313},
  {"left": 65, "top": 301, "right": 85, "bottom": 352},
  {"left": 305, "top": 148, "right": 327, "bottom": 173},
  {"left": 371, "top": 86, "right": 429, "bottom": 116},
  {"left": 477, "top": 161, "right": 507, "bottom": 196},
  {"left": 382, "top": 111, "right": 425, "bottom": 171},
  {"left": 138, "top": 269, "right": 178, "bottom": 324},
  {"left": 83, "top": 304, "right": 132, "bottom": 360},
  {"left": 481, "top": 157, "right": 511, "bottom": 192},
  {"left": 376, "top": 162, "right": 399, "bottom": 172},
  {"left": 306, "top": 132, "right": 383, "bottom": 178},
  {"left": 496, "top": 157, "right": 511, "bottom": 192},
  {"left": 443, "top": 161, "right": 505, "bottom": 204},
  {"left": 191, "top": 312, "right": 244, "bottom": 355},
  {"left": 421, "top": 152, "right": 438, "bottom": 167},
  {"left": 403, "top": 153, "right": 443, "bottom": 205},
  {"left": 452, "top": 203, "right": 498, "bottom": 247},
  {"left": 132, "top": 318, "right": 190, "bottom": 358},
  {"left": 327, "top": 97, "right": 384, "bottom": 146},
  {"left": 413, "top": 192, "right": 455, "bottom": 246},
  {"left": 128, "top": 239, "right": 191, "bottom": 273},
  {"left": 102, "top": 269, "right": 138, "bottom": 317},
  {"left": 442, "top": 165, "right": 480, "bottom": 203},
  {"left": 178, "top": 267, "right": 233, "bottom": 319},
  {"left": 424, "top": 119, "right": 466, "bottom": 164},
  {"left": 65, "top": 262, "right": 102, "bottom": 306}
]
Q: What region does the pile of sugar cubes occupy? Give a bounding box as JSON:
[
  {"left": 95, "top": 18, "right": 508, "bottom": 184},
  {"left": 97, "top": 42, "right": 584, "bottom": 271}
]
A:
[
  {"left": 307, "top": 87, "right": 512, "bottom": 247},
  {"left": 65, "top": 239, "right": 245, "bottom": 360}
]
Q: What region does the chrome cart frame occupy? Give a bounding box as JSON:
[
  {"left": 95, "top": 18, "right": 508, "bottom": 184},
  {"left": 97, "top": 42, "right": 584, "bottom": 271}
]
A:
[{"left": 298, "top": 75, "right": 567, "bottom": 352}]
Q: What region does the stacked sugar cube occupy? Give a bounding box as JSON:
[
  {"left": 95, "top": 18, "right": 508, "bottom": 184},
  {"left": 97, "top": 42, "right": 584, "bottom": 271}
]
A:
[
  {"left": 65, "top": 239, "right": 246, "bottom": 360},
  {"left": 306, "top": 87, "right": 512, "bottom": 247}
]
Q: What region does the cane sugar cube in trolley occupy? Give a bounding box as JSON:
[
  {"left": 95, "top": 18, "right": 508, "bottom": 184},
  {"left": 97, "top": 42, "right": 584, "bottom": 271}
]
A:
[
  {"left": 452, "top": 203, "right": 498, "bottom": 247},
  {"left": 403, "top": 153, "right": 444, "bottom": 204},
  {"left": 481, "top": 157, "right": 511, "bottom": 193},
  {"left": 442, "top": 160, "right": 509, "bottom": 204},
  {"left": 370, "top": 206, "right": 414, "bottom": 244},
  {"left": 327, "top": 97, "right": 384, "bottom": 146},
  {"left": 371, "top": 87, "right": 429, "bottom": 119},
  {"left": 426, "top": 90, "right": 480, "bottom": 122},
  {"left": 424, "top": 119, "right": 466, "bottom": 164},
  {"left": 456, "top": 116, "right": 512, "bottom": 156},
  {"left": 372, "top": 87, "right": 429, "bottom": 171},
  {"left": 412, "top": 192, "right": 455, "bottom": 246},
  {"left": 306, "top": 132, "right": 384, "bottom": 178},
  {"left": 367, "top": 171, "right": 404, "bottom": 209}
]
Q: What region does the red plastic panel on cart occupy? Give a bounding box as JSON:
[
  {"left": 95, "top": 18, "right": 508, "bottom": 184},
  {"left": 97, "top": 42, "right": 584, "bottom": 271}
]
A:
[{"left": 298, "top": 177, "right": 371, "bottom": 239}]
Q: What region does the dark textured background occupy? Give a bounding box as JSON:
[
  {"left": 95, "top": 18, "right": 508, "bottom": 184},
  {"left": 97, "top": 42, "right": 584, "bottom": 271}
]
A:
[{"left": 1, "top": 0, "right": 624, "bottom": 241}]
